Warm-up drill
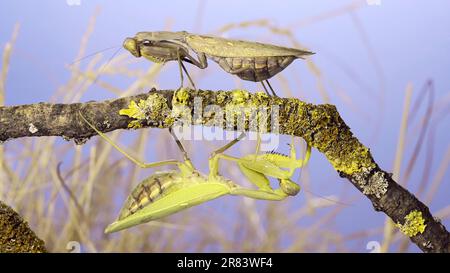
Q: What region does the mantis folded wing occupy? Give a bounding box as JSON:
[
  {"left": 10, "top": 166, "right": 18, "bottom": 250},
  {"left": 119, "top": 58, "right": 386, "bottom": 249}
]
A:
[{"left": 104, "top": 171, "right": 235, "bottom": 233}]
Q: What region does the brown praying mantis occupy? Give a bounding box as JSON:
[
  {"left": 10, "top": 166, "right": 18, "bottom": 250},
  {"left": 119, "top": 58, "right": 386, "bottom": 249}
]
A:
[
  {"left": 79, "top": 113, "right": 311, "bottom": 233},
  {"left": 123, "top": 31, "right": 314, "bottom": 96}
]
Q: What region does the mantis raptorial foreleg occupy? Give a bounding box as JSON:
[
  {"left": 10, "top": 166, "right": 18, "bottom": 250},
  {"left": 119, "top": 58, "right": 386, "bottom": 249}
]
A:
[
  {"left": 213, "top": 150, "right": 289, "bottom": 201},
  {"left": 207, "top": 133, "right": 278, "bottom": 198},
  {"left": 176, "top": 48, "right": 208, "bottom": 90},
  {"left": 182, "top": 51, "right": 208, "bottom": 69},
  {"left": 209, "top": 133, "right": 311, "bottom": 201}
]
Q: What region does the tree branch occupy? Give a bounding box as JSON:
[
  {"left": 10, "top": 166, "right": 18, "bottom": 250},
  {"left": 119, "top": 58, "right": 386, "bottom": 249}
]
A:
[
  {"left": 0, "top": 200, "right": 47, "bottom": 252},
  {"left": 0, "top": 88, "right": 448, "bottom": 252}
]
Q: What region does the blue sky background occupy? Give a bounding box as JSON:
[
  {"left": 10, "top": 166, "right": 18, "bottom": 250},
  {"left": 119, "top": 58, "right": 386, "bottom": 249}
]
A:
[{"left": 1, "top": 0, "right": 449, "bottom": 252}]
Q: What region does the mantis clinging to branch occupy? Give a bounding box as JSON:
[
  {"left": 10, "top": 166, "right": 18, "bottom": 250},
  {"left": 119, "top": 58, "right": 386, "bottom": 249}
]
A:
[
  {"left": 75, "top": 31, "right": 313, "bottom": 233},
  {"left": 79, "top": 114, "right": 311, "bottom": 233},
  {"left": 123, "top": 31, "right": 314, "bottom": 96}
]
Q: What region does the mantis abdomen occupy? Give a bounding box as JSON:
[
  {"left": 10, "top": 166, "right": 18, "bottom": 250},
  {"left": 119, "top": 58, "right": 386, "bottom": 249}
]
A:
[
  {"left": 117, "top": 170, "right": 222, "bottom": 220},
  {"left": 118, "top": 171, "right": 182, "bottom": 219},
  {"left": 207, "top": 55, "right": 296, "bottom": 82}
]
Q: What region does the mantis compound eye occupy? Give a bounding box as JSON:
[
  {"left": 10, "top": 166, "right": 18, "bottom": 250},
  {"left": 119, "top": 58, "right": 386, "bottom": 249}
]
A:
[{"left": 142, "top": 40, "right": 152, "bottom": 46}]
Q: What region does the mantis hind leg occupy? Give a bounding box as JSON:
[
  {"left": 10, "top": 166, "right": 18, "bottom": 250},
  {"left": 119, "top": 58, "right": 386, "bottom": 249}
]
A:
[
  {"left": 168, "top": 127, "right": 195, "bottom": 171},
  {"left": 79, "top": 112, "right": 183, "bottom": 170},
  {"left": 180, "top": 61, "right": 196, "bottom": 90},
  {"left": 261, "top": 80, "right": 278, "bottom": 97}
]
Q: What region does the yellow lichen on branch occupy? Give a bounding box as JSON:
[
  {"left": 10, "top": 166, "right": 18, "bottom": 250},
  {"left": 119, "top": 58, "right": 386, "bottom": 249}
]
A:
[
  {"left": 0, "top": 88, "right": 449, "bottom": 252},
  {"left": 119, "top": 93, "right": 172, "bottom": 129},
  {"left": 119, "top": 89, "right": 377, "bottom": 177},
  {"left": 282, "top": 97, "right": 377, "bottom": 175},
  {"left": 396, "top": 210, "right": 427, "bottom": 237}
]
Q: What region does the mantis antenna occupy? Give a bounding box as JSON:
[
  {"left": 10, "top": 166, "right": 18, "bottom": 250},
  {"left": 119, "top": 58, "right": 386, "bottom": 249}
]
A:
[{"left": 69, "top": 45, "right": 121, "bottom": 66}]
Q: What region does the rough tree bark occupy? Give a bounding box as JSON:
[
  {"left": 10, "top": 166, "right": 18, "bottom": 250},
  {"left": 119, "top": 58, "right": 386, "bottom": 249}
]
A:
[
  {"left": 0, "top": 88, "right": 448, "bottom": 252},
  {"left": 0, "top": 201, "right": 47, "bottom": 252}
]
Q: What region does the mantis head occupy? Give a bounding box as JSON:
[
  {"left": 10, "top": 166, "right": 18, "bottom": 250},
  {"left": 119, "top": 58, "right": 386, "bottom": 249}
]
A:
[
  {"left": 123, "top": 31, "right": 189, "bottom": 64},
  {"left": 279, "top": 179, "right": 301, "bottom": 196}
]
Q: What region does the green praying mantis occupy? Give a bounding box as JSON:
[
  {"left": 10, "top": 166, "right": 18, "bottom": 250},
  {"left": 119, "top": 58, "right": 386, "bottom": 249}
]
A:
[
  {"left": 123, "top": 31, "right": 314, "bottom": 96},
  {"left": 76, "top": 31, "right": 314, "bottom": 233},
  {"left": 79, "top": 114, "right": 311, "bottom": 233}
]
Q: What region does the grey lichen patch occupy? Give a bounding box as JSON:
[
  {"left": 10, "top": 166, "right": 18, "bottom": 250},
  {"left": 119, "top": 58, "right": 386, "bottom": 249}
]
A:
[
  {"left": 102, "top": 119, "right": 111, "bottom": 129},
  {"left": 0, "top": 201, "right": 47, "bottom": 253},
  {"left": 363, "top": 171, "right": 388, "bottom": 198},
  {"left": 28, "top": 123, "right": 38, "bottom": 134},
  {"left": 352, "top": 169, "right": 388, "bottom": 199},
  {"left": 422, "top": 240, "right": 433, "bottom": 250},
  {"left": 144, "top": 94, "right": 172, "bottom": 127}
]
